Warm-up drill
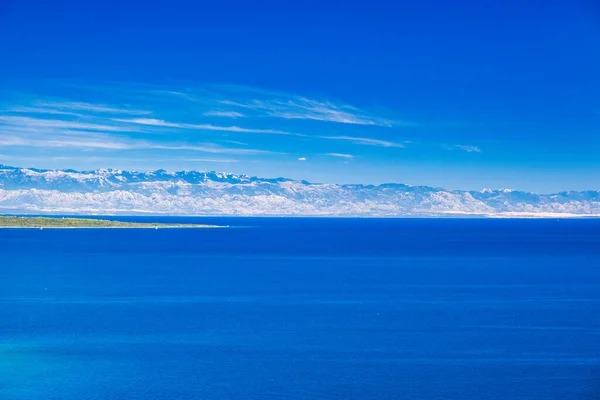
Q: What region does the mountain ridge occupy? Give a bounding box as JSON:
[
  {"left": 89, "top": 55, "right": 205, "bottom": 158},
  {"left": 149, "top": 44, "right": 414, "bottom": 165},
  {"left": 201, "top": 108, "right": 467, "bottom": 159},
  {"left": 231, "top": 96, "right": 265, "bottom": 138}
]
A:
[{"left": 1, "top": 165, "right": 599, "bottom": 217}]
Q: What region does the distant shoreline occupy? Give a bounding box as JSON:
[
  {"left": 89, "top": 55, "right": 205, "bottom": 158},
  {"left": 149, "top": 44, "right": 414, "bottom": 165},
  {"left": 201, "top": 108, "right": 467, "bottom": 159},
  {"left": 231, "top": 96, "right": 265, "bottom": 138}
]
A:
[
  {"left": 0, "top": 216, "right": 222, "bottom": 229},
  {"left": 0, "top": 226, "right": 224, "bottom": 229}
]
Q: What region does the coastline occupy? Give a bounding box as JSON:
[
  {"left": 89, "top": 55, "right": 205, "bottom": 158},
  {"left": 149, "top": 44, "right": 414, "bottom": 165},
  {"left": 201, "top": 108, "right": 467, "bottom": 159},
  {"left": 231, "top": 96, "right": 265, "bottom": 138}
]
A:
[
  {"left": 0, "top": 226, "right": 225, "bottom": 229},
  {"left": 0, "top": 216, "right": 224, "bottom": 229}
]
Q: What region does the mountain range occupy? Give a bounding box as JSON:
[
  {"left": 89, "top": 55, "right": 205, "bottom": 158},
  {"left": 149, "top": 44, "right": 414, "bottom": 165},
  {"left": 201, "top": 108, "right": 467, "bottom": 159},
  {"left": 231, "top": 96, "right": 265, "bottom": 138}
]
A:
[{"left": 0, "top": 165, "right": 599, "bottom": 217}]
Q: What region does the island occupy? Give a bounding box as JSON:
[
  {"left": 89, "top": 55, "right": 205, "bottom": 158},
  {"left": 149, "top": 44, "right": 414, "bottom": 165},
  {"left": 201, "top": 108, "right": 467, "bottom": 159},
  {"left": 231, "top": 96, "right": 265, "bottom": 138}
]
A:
[{"left": 0, "top": 216, "right": 220, "bottom": 229}]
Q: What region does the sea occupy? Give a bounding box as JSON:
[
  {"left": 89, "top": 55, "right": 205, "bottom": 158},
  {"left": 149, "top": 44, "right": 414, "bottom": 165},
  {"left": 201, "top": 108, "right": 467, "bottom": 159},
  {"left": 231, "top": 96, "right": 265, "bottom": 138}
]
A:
[{"left": 1, "top": 217, "right": 599, "bottom": 400}]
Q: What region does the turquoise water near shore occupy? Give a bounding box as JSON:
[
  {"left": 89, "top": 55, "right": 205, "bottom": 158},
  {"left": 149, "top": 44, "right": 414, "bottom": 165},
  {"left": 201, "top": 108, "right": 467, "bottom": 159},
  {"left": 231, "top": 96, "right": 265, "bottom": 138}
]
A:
[{"left": 1, "top": 218, "right": 599, "bottom": 399}]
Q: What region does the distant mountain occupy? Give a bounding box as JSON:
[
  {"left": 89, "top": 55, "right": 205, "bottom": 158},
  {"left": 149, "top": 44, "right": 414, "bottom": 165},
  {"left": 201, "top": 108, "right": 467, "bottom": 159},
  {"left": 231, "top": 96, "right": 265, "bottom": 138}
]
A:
[{"left": 0, "top": 165, "right": 599, "bottom": 217}]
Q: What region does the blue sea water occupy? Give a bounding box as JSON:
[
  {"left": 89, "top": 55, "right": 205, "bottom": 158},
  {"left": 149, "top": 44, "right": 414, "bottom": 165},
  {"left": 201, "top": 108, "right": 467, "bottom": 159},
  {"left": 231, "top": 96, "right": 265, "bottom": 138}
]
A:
[{"left": 1, "top": 218, "right": 599, "bottom": 400}]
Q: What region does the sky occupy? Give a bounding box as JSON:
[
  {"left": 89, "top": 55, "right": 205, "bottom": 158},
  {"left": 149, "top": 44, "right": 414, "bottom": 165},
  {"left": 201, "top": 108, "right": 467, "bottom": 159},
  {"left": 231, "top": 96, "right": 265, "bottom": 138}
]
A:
[{"left": 0, "top": 0, "right": 599, "bottom": 193}]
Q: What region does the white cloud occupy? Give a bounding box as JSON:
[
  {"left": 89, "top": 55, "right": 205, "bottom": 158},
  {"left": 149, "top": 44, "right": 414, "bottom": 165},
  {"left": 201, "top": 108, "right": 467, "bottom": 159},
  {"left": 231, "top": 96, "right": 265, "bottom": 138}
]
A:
[
  {"left": 223, "top": 140, "right": 247, "bottom": 146},
  {"left": 219, "top": 97, "right": 396, "bottom": 127},
  {"left": 176, "top": 157, "right": 239, "bottom": 163},
  {"left": 0, "top": 133, "right": 274, "bottom": 155},
  {"left": 0, "top": 154, "right": 118, "bottom": 164},
  {"left": 0, "top": 135, "right": 132, "bottom": 150},
  {"left": 444, "top": 144, "right": 482, "bottom": 153},
  {"left": 35, "top": 101, "right": 151, "bottom": 115},
  {"left": 319, "top": 135, "right": 405, "bottom": 148},
  {"left": 0, "top": 116, "right": 142, "bottom": 132},
  {"left": 325, "top": 153, "right": 354, "bottom": 159},
  {"left": 150, "top": 143, "right": 273, "bottom": 155},
  {"left": 203, "top": 111, "right": 245, "bottom": 118},
  {"left": 269, "top": 98, "right": 394, "bottom": 126},
  {"left": 0, "top": 154, "right": 239, "bottom": 165},
  {"left": 113, "top": 118, "right": 179, "bottom": 127},
  {"left": 153, "top": 84, "right": 398, "bottom": 126},
  {"left": 5, "top": 106, "right": 85, "bottom": 117},
  {"left": 455, "top": 145, "right": 481, "bottom": 153},
  {"left": 0, "top": 84, "right": 431, "bottom": 170},
  {"left": 114, "top": 118, "right": 298, "bottom": 136}
]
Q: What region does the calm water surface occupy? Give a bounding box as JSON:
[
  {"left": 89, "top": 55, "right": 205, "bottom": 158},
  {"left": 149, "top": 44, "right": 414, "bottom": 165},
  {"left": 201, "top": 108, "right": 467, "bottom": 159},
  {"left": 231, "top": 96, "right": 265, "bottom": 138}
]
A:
[{"left": 1, "top": 218, "right": 599, "bottom": 399}]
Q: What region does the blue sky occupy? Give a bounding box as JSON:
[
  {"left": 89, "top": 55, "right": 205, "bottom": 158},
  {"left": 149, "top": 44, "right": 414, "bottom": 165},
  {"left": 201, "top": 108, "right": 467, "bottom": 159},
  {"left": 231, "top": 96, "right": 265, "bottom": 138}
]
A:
[{"left": 0, "top": 0, "right": 599, "bottom": 192}]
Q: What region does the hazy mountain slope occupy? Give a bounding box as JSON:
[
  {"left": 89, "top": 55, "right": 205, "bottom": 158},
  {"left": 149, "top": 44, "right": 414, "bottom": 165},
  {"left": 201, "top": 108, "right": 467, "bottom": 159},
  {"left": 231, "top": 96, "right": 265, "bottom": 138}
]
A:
[{"left": 0, "top": 165, "right": 598, "bottom": 216}]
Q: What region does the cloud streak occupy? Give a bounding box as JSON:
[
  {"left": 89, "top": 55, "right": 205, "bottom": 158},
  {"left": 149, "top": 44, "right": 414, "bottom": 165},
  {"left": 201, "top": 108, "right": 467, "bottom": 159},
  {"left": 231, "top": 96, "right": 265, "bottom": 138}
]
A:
[
  {"left": 0, "top": 154, "right": 239, "bottom": 164},
  {"left": 5, "top": 106, "right": 86, "bottom": 117},
  {"left": 455, "top": 145, "right": 481, "bottom": 153},
  {"left": 0, "top": 133, "right": 274, "bottom": 155},
  {"left": 219, "top": 97, "right": 396, "bottom": 127},
  {"left": 325, "top": 153, "right": 354, "bottom": 159},
  {"left": 35, "top": 101, "right": 151, "bottom": 115},
  {"left": 203, "top": 111, "right": 245, "bottom": 118},
  {"left": 0, "top": 116, "right": 144, "bottom": 133},
  {"left": 319, "top": 135, "right": 405, "bottom": 148},
  {"left": 0, "top": 83, "right": 423, "bottom": 172},
  {"left": 0, "top": 135, "right": 132, "bottom": 150},
  {"left": 113, "top": 118, "right": 299, "bottom": 136},
  {"left": 154, "top": 84, "right": 399, "bottom": 127},
  {"left": 444, "top": 144, "right": 482, "bottom": 153},
  {"left": 176, "top": 157, "right": 239, "bottom": 163}
]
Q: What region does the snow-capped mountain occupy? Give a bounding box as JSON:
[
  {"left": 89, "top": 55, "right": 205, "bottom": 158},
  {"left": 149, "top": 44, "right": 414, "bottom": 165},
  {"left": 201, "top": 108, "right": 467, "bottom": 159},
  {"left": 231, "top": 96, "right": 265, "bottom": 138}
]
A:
[{"left": 0, "top": 165, "right": 599, "bottom": 217}]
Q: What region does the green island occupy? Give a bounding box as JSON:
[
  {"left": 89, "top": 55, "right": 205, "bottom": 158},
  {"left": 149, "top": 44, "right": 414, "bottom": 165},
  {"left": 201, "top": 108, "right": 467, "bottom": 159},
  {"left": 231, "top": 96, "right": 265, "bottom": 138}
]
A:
[{"left": 0, "top": 216, "right": 220, "bottom": 229}]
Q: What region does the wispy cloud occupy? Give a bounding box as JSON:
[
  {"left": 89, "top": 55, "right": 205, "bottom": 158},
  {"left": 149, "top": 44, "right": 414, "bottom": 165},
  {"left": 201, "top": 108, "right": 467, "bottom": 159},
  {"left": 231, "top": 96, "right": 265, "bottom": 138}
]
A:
[
  {"left": 220, "top": 97, "right": 396, "bottom": 127},
  {"left": 0, "top": 154, "right": 239, "bottom": 164},
  {"left": 456, "top": 145, "right": 481, "bottom": 153},
  {"left": 271, "top": 98, "right": 396, "bottom": 126},
  {"left": 0, "top": 102, "right": 278, "bottom": 157},
  {"left": 153, "top": 84, "right": 400, "bottom": 127},
  {"left": 149, "top": 143, "right": 273, "bottom": 155},
  {"left": 319, "top": 135, "right": 405, "bottom": 148},
  {"left": 4, "top": 106, "right": 85, "bottom": 117},
  {"left": 0, "top": 132, "right": 274, "bottom": 155},
  {"left": 0, "top": 116, "right": 142, "bottom": 133},
  {"left": 0, "top": 154, "right": 112, "bottom": 162},
  {"left": 203, "top": 111, "right": 245, "bottom": 118},
  {"left": 176, "top": 157, "right": 239, "bottom": 163},
  {"left": 0, "top": 135, "right": 132, "bottom": 150},
  {"left": 113, "top": 118, "right": 298, "bottom": 135},
  {"left": 0, "top": 83, "right": 421, "bottom": 172},
  {"left": 223, "top": 140, "right": 247, "bottom": 146},
  {"left": 325, "top": 153, "right": 354, "bottom": 159},
  {"left": 445, "top": 144, "right": 482, "bottom": 153},
  {"left": 36, "top": 101, "right": 151, "bottom": 115}
]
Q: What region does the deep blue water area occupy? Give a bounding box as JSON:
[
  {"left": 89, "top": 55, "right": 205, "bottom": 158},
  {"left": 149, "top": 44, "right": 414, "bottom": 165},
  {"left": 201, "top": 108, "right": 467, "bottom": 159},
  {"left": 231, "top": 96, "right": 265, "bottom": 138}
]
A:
[{"left": 1, "top": 218, "right": 599, "bottom": 399}]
